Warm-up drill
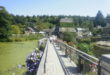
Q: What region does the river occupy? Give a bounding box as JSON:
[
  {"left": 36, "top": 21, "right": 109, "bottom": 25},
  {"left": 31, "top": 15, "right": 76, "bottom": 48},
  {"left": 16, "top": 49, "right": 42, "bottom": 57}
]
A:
[{"left": 0, "top": 40, "right": 37, "bottom": 75}]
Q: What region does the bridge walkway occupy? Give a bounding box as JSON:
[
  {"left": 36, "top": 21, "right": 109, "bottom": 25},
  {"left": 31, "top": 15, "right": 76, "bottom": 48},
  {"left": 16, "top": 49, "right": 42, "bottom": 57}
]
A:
[
  {"left": 54, "top": 43, "right": 79, "bottom": 75},
  {"left": 44, "top": 41, "right": 65, "bottom": 75},
  {"left": 44, "top": 41, "right": 78, "bottom": 75}
]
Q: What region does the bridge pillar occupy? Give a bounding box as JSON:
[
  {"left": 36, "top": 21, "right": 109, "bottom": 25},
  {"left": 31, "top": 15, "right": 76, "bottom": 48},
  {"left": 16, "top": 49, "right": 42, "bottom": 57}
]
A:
[{"left": 99, "top": 54, "right": 110, "bottom": 75}]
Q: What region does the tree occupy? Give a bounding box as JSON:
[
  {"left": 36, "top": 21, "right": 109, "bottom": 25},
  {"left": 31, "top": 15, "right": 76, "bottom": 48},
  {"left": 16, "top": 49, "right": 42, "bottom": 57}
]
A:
[
  {"left": 10, "top": 25, "right": 21, "bottom": 34},
  {"left": 37, "top": 22, "right": 54, "bottom": 30},
  {"left": 94, "top": 11, "right": 106, "bottom": 27},
  {"left": 81, "top": 20, "right": 94, "bottom": 31},
  {"left": 61, "top": 32, "right": 76, "bottom": 42},
  {"left": 0, "top": 6, "right": 12, "bottom": 41},
  {"left": 92, "top": 28, "right": 103, "bottom": 35},
  {"left": 106, "top": 14, "right": 110, "bottom": 24}
]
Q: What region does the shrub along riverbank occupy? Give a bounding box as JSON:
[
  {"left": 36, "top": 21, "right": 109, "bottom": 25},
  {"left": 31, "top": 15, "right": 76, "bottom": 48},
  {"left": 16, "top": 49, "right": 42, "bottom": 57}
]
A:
[
  {"left": 59, "top": 32, "right": 96, "bottom": 56},
  {"left": 7, "top": 34, "right": 43, "bottom": 42}
]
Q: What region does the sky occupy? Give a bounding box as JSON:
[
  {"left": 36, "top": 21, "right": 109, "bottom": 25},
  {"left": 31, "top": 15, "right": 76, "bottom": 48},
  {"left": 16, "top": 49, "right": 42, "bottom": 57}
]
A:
[{"left": 0, "top": 0, "right": 110, "bottom": 17}]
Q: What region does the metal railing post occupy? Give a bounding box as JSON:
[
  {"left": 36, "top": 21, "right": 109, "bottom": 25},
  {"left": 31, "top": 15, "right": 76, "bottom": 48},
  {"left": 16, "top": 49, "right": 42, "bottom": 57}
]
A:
[
  {"left": 65, "top": 45, "right": 68, "bottom": 56},
  {"left": 78, "top": 56, "right": 83, "bottom": 73},
  {"left": 97, "top": 60, "right": 101, "bottom": 75}
]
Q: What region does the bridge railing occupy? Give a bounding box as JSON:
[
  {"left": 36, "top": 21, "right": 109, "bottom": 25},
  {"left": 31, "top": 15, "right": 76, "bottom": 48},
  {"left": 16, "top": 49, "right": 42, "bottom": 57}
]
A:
[
  {"left": 37, "top": 39, "right": 49, "bottom": 75},
  {"left": 55, "top": 39, "right": 99, "bottom": 75}
]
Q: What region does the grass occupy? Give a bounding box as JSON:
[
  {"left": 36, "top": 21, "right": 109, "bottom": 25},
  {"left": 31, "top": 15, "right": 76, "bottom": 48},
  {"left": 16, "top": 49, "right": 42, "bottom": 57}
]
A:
[{"left": 0, "top": 40, "right": 38, "bottom": 75}]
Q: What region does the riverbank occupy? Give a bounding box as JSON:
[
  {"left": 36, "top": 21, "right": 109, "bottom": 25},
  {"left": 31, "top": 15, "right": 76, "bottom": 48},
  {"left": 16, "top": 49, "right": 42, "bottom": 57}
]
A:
[{"left": 0, "top": 40, "right": 37, "bottom": 75}]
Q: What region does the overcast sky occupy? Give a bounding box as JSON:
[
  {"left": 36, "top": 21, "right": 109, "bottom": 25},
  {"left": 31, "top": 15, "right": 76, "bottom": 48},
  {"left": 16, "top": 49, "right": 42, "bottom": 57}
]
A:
[{"left": 0, "top": 0, "right": 110, "bottom": 16}]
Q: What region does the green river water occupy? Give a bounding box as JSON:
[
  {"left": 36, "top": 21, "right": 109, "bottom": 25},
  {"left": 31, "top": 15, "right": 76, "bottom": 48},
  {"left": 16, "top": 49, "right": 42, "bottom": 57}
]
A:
[{"left": 0, "top": 40, "right": 37, "bottom": 75}]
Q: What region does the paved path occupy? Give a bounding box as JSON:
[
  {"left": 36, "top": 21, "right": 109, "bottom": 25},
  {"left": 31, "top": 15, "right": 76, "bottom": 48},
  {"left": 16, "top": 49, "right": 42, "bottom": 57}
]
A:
[{"left": 44, "top": 42, "right": 65, "bottom": 75}]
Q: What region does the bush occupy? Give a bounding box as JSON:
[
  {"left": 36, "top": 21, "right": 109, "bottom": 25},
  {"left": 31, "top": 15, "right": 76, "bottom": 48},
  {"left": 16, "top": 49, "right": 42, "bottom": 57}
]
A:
[
  {"left": 0, "top": 38, "right": 8, "bottom": 42},
  {"left": 77, "top": 43, "right": 94, "bottom": 54},
  {"left": 39, "top": 44, "right": 45, "bottom": 51},
  {"left": 15, "top": 38, "right": 25, "bottom": 41},
  {"left": 10, "top": 25, "right": 21, "bottom": 34},
  {"left": 8, "top": 34, "right": 43, "bottom": 42},
  {"left": 60, "top": 32, "right": 76, "bottom": 42},
  {"left": 60, "top": 22, "right": 73, "bottom": 27},
  {"left": 77, "top": 38, "right": 91, "bottom": 43},
  {"left": 91, "top": 36, "right": 101, "bottom": 42}
]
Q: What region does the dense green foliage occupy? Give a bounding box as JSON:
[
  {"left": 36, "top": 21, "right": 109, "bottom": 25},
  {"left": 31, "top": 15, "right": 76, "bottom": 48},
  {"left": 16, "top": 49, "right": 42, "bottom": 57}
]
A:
[
  {"left": 77, "top": 43, "right": 94, "bottom": 55},
  {"left": 0, "top": 6, "right": 12, "bottom": 41},
  {"left": 10, "top": 25, "right": 21, "bottom": 34},
  {"left": 60, "top": 32, "right": 76, "bottom": 42},
  {"left": 37, "top": 22, "right": 54, "bottom": 30},
  {"left": 1, "top": 6, "right": 110, "bottom": 42},
  {"left": 94, "top": 11, "right": 106, "bottom": 27},
  {"left": 60, "top": 22, "right": 73, "bottom": 27},
  {"left": 92, "top": 28, "right": 103, "bottom": 35},
  {"left": 77, "top": 38, "right": 91, "bottom": 43},
  {"left": 60, "top": 32, "right": 95, "bottom": 55},
  {"left": 8, "top": 34, "right": 43, "bottom": 42}
]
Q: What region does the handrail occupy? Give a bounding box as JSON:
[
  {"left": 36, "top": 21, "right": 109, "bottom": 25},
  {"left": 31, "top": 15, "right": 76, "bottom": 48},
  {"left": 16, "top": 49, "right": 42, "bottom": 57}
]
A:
[
  {"left": 56, "top": 40, "right": 99, "bottom": 75},
  {"left": 44, "top": 39, "right": 48, "bottom": 73},
  {"left": 53, "top": 43, "right": 70, "bottom": 75},
  {"left": 58, "top": 40, "right": 99, "bottom": 63},
  {"left": 37, "top": 39, "right": 49, "bottom": 75}
]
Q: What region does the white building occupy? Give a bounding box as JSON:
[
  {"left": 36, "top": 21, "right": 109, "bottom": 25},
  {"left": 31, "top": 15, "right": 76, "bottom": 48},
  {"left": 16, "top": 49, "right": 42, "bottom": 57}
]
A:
[
  {"left": 59, "top": 27, "right": 76, "bottom": 32},
  {"left": 60, "top": 17, "right": 73, "bottom": 23},
  {"left": 76, "top": 28, "right": 92, "bottom": 38}
]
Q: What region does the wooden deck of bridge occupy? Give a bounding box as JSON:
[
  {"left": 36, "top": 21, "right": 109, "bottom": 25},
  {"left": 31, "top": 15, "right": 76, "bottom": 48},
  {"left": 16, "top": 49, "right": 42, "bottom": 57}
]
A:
[
  {"left": 43, "top": 41, "right": 79, "bottom": 75},
  {"left": 44, "top": 41, "right": 65, "bottom": 75}
]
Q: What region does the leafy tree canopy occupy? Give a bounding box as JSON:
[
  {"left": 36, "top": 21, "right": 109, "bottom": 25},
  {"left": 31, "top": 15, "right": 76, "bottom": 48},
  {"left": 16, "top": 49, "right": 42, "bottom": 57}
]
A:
[
  {"left": 94, "top": 11, "right": 106, "bottom": 27},
  {"left": 0, "top": 6, "right": 12, "bottom": 40},
  {"left": 10, "top": 25, "right": 21, "bottom": 34}
]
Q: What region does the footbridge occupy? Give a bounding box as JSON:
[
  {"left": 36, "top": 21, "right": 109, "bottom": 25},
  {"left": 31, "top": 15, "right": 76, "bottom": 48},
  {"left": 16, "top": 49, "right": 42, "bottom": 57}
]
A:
[{"left": 37, "top": 38, "right": 110, "bottom": 75}]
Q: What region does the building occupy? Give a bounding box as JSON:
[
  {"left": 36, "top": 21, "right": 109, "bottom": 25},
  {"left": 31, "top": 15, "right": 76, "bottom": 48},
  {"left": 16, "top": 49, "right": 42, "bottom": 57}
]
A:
[
  {"left": 76, "top": 28, "right": 92, "bottom": 38},
  {"left": 59, "top": 27, "right": 76, "bottom": 32},
  {"left": 60, "top": 17, "right": 73, "bottom": 23},
  {"left": 25, "top": 27, "right": 38, "bottom": 34}
]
